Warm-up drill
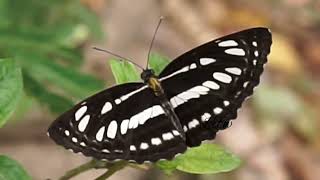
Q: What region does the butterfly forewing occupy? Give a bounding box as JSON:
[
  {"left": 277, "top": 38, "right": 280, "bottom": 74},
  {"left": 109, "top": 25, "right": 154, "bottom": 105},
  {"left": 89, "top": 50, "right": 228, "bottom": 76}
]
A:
[
  {"left": 48, "top": 83, "right": 186, "bottom": 163},
  {"left": 159, "top": 27, "right": 272, "bottom": 146}
]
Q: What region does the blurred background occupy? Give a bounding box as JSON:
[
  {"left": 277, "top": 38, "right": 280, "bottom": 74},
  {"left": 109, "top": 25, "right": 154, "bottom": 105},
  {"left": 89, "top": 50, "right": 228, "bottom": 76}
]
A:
[{"left": 0, "top": 0, "right": 319, "bottom": 179}]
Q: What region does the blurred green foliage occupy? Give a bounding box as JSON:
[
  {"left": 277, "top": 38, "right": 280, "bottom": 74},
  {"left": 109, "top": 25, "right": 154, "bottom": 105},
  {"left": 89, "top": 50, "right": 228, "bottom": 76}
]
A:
[
  {"left": 0, "top": 1, "right": 106, "bottom": 178},
  {"left": 0, "top": 0, "right": 105, "bottom": 116},
  {"left": 0, "top": 58, "right": 23, "bottom": 127},
  {"left": 0, "top": 155, "right": 32, "bottom": 180},
  {"left": 253, "top": 84, "right": 318, "bottom": 141}
]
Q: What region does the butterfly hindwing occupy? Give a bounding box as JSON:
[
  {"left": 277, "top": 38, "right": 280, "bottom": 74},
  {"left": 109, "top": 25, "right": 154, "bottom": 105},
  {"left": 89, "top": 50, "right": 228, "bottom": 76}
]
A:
[
  {"left": 159, "top": 27, "right": 272, "bottom": 146},
  {"left": 48, "top": 83, "right": 186, "bottom": 163}
]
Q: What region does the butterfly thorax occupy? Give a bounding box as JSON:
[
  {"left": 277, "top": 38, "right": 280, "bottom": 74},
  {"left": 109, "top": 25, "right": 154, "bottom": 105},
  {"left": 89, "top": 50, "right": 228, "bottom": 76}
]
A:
[{"left": 141, "top": 69, "right": 164, "bottom": 96}]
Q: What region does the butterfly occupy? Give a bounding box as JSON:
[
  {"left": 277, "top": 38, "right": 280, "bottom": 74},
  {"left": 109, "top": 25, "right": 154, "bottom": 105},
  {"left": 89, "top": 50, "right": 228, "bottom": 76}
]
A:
[{"left": 48, "top": 27, "right": 272, "bottom": 164}]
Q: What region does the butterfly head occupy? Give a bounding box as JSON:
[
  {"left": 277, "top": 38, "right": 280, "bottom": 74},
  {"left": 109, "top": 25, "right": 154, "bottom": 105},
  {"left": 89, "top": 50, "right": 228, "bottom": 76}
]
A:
[{"left": 141, "top": 69, "right": 156, "bottom": 83}]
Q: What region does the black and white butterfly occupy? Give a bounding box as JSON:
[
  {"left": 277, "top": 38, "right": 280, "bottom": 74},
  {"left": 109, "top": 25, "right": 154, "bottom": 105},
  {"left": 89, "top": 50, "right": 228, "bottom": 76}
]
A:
[{"left": 48, "top": 27, "right": 272, "bottom": 164}]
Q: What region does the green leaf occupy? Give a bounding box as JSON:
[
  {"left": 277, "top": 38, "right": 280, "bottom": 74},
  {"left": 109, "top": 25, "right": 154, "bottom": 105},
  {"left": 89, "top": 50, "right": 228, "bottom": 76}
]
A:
[
  {"left": 156, "top": 144, "right": 241, "bottom": 175},
  {"left": 0, "top": 27, "right": 83, "bottom": 65},
  {"left": 149, "top": 53, "right": 170, "bottom": 75},
  {"left": 109, "top": 59, "right": 140, "bottom": 84},
  {"left": 5, "top": 92, "right": 34, "bottom": 124},
  {"left": 0, "top": 155, "right": 32, "bottom": 180},
  {"left": 23, "top": 71, "right": 73, "bottom": 114},
  {"left": 0, "top": 58, "right": 23, "bottom": 127},
  {"left": 16, "top": 52, "right": 104, "bottom": 99}
]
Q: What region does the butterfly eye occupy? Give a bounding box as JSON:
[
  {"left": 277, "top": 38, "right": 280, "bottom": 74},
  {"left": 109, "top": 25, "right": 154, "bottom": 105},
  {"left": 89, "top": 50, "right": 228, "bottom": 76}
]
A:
[{"left": 141, "top": 69, "right": 155, "bottom": 81}]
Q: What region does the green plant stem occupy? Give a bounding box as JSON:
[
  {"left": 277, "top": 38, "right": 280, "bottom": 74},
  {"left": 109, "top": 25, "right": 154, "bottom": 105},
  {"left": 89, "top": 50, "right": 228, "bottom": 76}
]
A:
[
  {"left": 94, "top": 161, "right": 128, "bottom": 180},
  {"left": 59, "top": 159, "right": 128, "bottom": 180},
  {"left": 59, "top": 159, "right": 105, "bottom": 180}
]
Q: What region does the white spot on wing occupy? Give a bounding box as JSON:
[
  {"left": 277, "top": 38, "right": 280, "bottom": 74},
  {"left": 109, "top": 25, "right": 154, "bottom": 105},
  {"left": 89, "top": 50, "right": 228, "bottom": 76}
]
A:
[
  {"left": 183, "top": 125, "right": 188, "bottom": 132},
  {"left": 119, "top": 85, "right": 147, "bottom": 102},
  {"left": 218, "top": 40, "right": 238, "bottom": 47},
  {"left": 188, "top": 119, "right": 200, "bottom": 129},
  {"left": 170, "top": 96, "right": 184, "bottom": 108},
  {"left": 115, "top": 99, "right": 121, "bottom": 104},
  {"left": 80, "top": 142, "right": 86, "bottom": 147},
  {"left": 170, "top": 85, "right": 211, "bottom": 109},
  {"left": 225, "top": 48, "right": 245, "bottom": 56},
  {"left": 253, "top": 59, "right": 257, "bottom": 66},
  {"left": 254, "top": 50, "right": 259, "bottom": 57},
  {"left": 172, "top": 130, "right": 180, "bottom": 136},
  {"left": 75, "top": 106, "right": 87, "bottom": 121},
  {"left": 129, "top": 105, "right": 164, "bottom": 129},
  {"left": 64, "top": 130, "right": 70, "bottom": 136},
  {"left": 223, "top": 100, "right": 230, "bottom": 106},
  {"left": 78, "top": 115, "right": 90, "bottom": 132},
  {"left": 159, "top": 66, "right": 189, "bottom": 81},
  {"left": 225, "top": 67, "right": 242, "bottom": 75},
  {"left": 114, "top": 149, "right": 123, "bottom": 153},
  {"left": 214, "top": 107, "right": 223, "bottom": 115},
  {"left": 130, "top": 145, "right": 136, "bottom": 151},
  {"left": 202, "top": 81, "right": 220, "bottom": 90},
  {"left": 243, "top": 81, "right": 249, "bottom": 88},
  {"left": 102, "top": 149, "right": 110, "bottom": 153},
  {"left": 107, "top": 121, "right": 118, "bottom": 139},
  {"left": 150, "top": 105, "right": 165, "bottom": 119},
  {"left": 151, "top": 138, "right": 162, "bottom": 145},
  {"left": 189, "top": 86, "right": 210, "bottom": 95},
  {"left": 200, "top": 58, "right": 216, "bottom": 66},
  {"left": 140, "top": 142, "right": 149, "bottom": 150},
  {"left": 213, "top": 72, "right": 232, "bottom": 83},
  {"left": 189, "top": 63, "right": 197, "bottom": 69},
  {"left": 252, "top": 41, "right": 257, "bottom": 47},
  {"left": 201, "top": 112, "right": 211, "bottom": 122},
  {"left": 129, "top": 115, "right": 139, "bottom": 129},
  {"left": 120, "top": 119, "right": 129, "bottom": 135},
  {"left": 101, "top": 102, "right": 112, "bottom": 114},
  {"left": 96, "top": 126, "right": 105, "bottom": 141},
  {"left": 72, "top": 137, "right": 78, "bottom": 143},
  {"left": 178, "top": 91, "right": 200, "bottom": 100},
  {"left": 162, "top": 132, "right": 174, "bottom": 141}
]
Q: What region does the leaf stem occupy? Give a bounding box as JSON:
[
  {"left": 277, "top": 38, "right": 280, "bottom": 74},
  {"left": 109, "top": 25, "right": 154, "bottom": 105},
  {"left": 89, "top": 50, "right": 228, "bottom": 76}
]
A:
[
  {"left": 59, "top": 159, "right": 106, "bottom": 180},
  {"left": 94, "top": 161, "right": 128, "bottom": 180},
  {"left": 58, "top": 159, "right": 128, "bottom": 180}
]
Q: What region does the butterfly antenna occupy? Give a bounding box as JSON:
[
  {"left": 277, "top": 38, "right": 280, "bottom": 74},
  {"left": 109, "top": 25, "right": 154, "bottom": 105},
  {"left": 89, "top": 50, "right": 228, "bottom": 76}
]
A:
[
  {"left": 93, "top": 47, "right": 145, "bottom": 70},
  {"left": 146, "top": 16, "right": 164, "bottom": 69}
]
